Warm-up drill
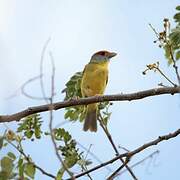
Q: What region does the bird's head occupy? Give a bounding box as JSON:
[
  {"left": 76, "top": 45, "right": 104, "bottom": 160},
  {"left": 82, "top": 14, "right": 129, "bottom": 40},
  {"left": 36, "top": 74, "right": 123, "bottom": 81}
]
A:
[{"left": 90, "top": 50, "right": 117, "bottom": 63}]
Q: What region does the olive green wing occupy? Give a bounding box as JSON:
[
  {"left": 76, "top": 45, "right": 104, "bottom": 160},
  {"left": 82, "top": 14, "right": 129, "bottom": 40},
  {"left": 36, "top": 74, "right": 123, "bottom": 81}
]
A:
[
  {"left": 106, "top": 73, "right": 108, "bottom": 85},
  {"left": 82, "top": 64, "right": 87, "bottom": 77},
  {"left": 81, "top": 65, "right": 88, "bottom": 97}
]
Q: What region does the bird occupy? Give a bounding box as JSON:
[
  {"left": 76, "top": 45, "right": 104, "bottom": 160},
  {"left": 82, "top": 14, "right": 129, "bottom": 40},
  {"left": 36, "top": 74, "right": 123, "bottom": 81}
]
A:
[{"left": 81, "top": 50, "right": 117, "bottom": 132}]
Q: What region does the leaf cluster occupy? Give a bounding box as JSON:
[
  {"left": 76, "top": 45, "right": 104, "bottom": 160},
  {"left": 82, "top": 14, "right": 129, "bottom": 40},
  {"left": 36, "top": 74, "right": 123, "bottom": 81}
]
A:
[
  {"left": 54, "top": 128, "right": 90, "bottom": 179},
  {"left": 17, "top": 114, "right": 42, "bottom": 140},
  {"left": 153, "top": 6, "right": 180, "bottom": 64},
  {"left": 63, "top": 72, "right": 86, "bottom": 122},
  {"left": 0, "top": 152, "right": 16, "bottom": 180},
  {"left": 0, "top": 134, "right": 36, "bottom": 180},
  {"left": 164, "top": 12, "right": 180, "bottom": 64}
]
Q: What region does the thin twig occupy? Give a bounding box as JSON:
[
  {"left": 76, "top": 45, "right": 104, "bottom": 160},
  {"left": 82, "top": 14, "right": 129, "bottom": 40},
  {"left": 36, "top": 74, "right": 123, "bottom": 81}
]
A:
[
  {"left": 149, "top": 23, "right": 159, "bottom": 39},
  {"left": 156, "top": 67, "right": 177, "bottom": 87},
  {"left": 168, "top": 43, "right": 180, "bottom": 85},
  {"left": 118, "top": 145, "right": 130, "bottom": 152},
  {"left": 48, "top": 52, "right": 74, "bottom": 178},
  {"left": 79, "top": 144, "right": 93, "bottom": 180},
  {"left": 40, "top": 38, "right": 51, "bottom": 103},
  {"left": 116, "top": 150, "right": 159, "bottom": 177},
  {"left": 5, "top": 75, "right": 45, "bottom": 100},
  {"left": 108, "top": 150, "right": 159, "bottom": 179},
  {"left": 83, "top": 144, "right": 93, "bottom": 180},
  {"left": 0, "top": 86, "right": 180, "bottom": 123},
  {"left": 66, "top": 128, "right": 180, "bottom": 179},
  {"left": 98, "top": 114, "right": 138, "bottom": 180},
  {"left": 21, "top": 75, "right": 50, "bottom": 100},
  {"left": 85, "top": 144, "right": 92, "bottom": 160},
  {"left": 7, "top": 140, "right": 56, "bottom": 179},
  {"left": 149, "top": 23, "right": 180, "bottom": 85},
  {"left": 107, "top": 158, "right": 130, "bottom": 180},
  {"left": 77, "top": 142, "right": 113, "bottom": 173}
]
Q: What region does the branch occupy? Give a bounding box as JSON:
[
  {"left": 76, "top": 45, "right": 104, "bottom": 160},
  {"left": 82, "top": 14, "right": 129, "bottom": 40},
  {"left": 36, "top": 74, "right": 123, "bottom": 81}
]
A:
[
  {"left": 67, "top": 128, "right": 180, "bottom": 179},
  {"left": 0, "top": 86, "right": 180, "bottom": 123},
  {"left": 48, "top": 52, "right": 74, "bottom": 178},
  {"left": 7, "top": 140, "right": 56, "bottom": 179},
  {"left": 115, "top": 150, "right": 159, "bottom": 177},
  {"left": 107, "top": 150, "right": 159, "bottom": 179},
  {"left": 169, "top": 44, "right": 180, "bottom": 85},
  {"left": 107, "top": 157, "right": 130, "bottom": 180},
  {"left": 98, "top": 114, "right": 138, "bottom": 179}
]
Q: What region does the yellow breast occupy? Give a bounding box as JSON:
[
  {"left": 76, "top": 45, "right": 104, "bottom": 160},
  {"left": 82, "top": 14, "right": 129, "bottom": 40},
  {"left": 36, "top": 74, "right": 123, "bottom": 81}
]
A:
[{"left": 81, "top": 62, "right": 109, "bottom": 97}]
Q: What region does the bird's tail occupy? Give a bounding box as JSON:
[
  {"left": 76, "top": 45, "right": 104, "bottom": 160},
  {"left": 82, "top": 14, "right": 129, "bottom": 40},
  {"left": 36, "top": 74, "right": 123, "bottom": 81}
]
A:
[{"left": 83, "top": 104, "right": 97, "bottom": 132}]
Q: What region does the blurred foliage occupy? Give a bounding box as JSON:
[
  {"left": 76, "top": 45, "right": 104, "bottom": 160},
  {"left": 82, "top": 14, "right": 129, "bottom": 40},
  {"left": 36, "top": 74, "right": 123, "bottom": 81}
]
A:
[
  {"left": 63, "top": 72, "right": 82, "bottom": 100},
  {"left": 164, "top": 8, "right": 180, "bottom": 64},
  {"left": 0, "top": 131, "right": 36, "bottom": 180},
  {"left": 63, "top": 72, "right": 112, "bottom": 124},
  {"left": 0, "top": 152, "right": 17, "bottom": 180},
  {"left": 99, "top": 102, "right": 113, "bottom": 126},
  {"left": 152, "top": 6, "right": 180, "bottom": 65},
  {"left": 54, "top": 128, "right": 91, "bottom": 179},
  {"left": 17, "top": 114, "right": 42, "bottom": 140}
]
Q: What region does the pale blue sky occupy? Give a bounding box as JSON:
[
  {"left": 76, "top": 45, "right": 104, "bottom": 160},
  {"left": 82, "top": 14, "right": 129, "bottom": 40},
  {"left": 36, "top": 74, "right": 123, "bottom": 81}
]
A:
[{"left": 0, "top": 1, "right": 180, "bottom": 180}]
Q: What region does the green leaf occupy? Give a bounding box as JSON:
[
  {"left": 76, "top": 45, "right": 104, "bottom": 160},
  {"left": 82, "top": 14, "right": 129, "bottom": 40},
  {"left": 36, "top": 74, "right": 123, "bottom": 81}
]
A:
[
  {"left": 17, "top": 113, "right": 42, "bottom": 140},
  {"left": 56, "top": 168, "right": 65, "bottom": 180},
  {"left": 176, "top": 50, "right": 180, "bottom": 60},
  {"left": 18, "top": 158, "right": 24, "bottom": 177},
  {"left": 77, "top": 158, "right": 92, "bottom": 166},
  {"left": 176, "top": 6, "right": 180, "bottom": 11},
  {"left": 7, "top": 152, "right": 16, "bottom": 160},
  {"left": 64, "top": 156, "right": 78, "bottom": 168},
  {"left": 64, "top": 110, "right": 73, "bottom": 119},
  {"left": 63, "top": 71, "right": 82, "bottom": 101},
  {"left": 34, "top": 127, "right": 41, "bottom": 139},
  {"left": 0, "top": 137, "right": 3, "bottom": 150},
  {"left": 170, "top": 27, "right": 180, "bottom": 47},
  {"left": 174, "top": 12, "right": 180, "bottom": 24},
  {"left": 44, "top": 131, "right": 50, "bottom": 136},
  {"left": 18, "top": 158, "right": 23, "bottom": 167},
  {"left": 24, "top": 162, "right": 36, "bottom": 178},
  {"left": 3, "top": 142, "right": 8, "bottom": 147},
  {"left": 0, "top": 171, "right": 9, "bottom": 180},
  {"left": 163, "top": 44, "right": 173, "bottom": 65},
  {"left": 25, "top": 130, "right": 34, "bottom": 139},
  {"left": 70, "top": 111, "right": 79, "bottom": 121},
  {"left": 1, "top": 156, "right": 14, "bottom": 174},
  {"left": 24, "top": 177, "right": 30, "bottom": 180},
  {"left": 64, "top": 132, "right": 71, "bottom": 143}
]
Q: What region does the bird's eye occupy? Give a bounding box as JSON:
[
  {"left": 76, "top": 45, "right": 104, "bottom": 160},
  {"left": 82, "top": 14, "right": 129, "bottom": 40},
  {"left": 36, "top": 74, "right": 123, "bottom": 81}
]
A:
[{"left": 100, "top": 52, "right": 105, "bottom": 56}]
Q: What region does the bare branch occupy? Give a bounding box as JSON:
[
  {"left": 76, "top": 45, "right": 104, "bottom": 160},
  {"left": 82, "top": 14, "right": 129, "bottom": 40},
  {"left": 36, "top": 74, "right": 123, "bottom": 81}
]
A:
[
  {"left": 67, "top": 128, "right": 180, "bottom": 179},
  {"left": 107, "top": 150, "right": 159, "bottom": 179},
  {"left": 77, "top": 142, "right": 113, "bottom": 173},
  {"left": 21, "top": 75, "right": 50, "bottom": 100},
  {"left": 98, "top": 114, "right": 138, "bottom": 179},
  {"left": 40, "top": 37, "right": 51, "bottom": 103},
  {"left": 48, "top": 52, "right": 74, "bottom": 178},
  {"left": 168, "top": 44, "right": 180, "bottom": 85},
  {"left": 115, "top": 150, "right": 159, "bottom": 177},
  {"left": 0, "top": 86, "right": 179, "bottom": 123},
  {"left": 107, "top": 157, "right": 130, "bottom": 180},
  {"left": 156, "top": 66, "right": 177, "bottom": 87}
]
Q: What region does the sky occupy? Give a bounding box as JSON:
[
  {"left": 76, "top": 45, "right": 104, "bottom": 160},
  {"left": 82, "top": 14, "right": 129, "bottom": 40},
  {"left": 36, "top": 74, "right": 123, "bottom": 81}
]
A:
[{"left": 0, "top": 0, "right": 180, "bottom": 180}]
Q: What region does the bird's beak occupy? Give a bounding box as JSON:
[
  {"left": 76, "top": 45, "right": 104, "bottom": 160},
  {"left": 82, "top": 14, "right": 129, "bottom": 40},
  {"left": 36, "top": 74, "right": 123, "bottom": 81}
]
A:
[{"left": 108, "top": 52, "right": 117, "bottom": 59}]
